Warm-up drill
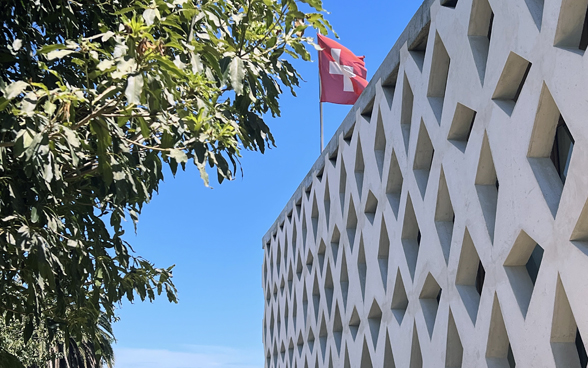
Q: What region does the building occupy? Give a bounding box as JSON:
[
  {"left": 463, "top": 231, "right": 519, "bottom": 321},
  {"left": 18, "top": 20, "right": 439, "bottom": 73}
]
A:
[{"left": 261, "top": 0, "right": 588, "bottom": 366}]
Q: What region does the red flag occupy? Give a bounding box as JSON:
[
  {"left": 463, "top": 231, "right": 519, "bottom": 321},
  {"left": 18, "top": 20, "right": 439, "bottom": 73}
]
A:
[{"left": 318, "top": 34, "right": 368, "bottom": 105}]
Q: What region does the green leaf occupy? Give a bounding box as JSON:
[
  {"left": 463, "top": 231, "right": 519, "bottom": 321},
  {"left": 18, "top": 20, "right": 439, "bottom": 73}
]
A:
[
  {"left": 45, "top": 49, "right": 76, "bottom": 60},
  {"left": 125, "top": 74, "right": 144, "bottom": 105},
  {"left": 229, "top": 57, "right": 245, "bottom": 95},
  {"left": 3, "top": 81, "right": 28, "bottom": 100}
]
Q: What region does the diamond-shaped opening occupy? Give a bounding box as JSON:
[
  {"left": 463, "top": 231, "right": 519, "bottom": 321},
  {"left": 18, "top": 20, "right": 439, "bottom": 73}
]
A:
[
  {"left": 504, "top": 230, "right": 544, "bottom": 318},
  {"left": 333, "top": 303, "right": 343, "bottom": 355},
  {"left": 264, "top": 260, "right": 268, "bottom": 284},
  {"left": 319, "top": 316, "right": 328, "bottom": 361},
  {"left": 420, "top": 273, "right": 442, "bottom": 338},
  {"left": 446, "top": 309, "right": 464, "bottom": 368},
  {"left": 270, "top": 310, "right": 275, "bottom": 341},
  {"left": 374, "top": 110, "right": 387, "bottom": 178},
  {"left": 492, "top": 52, "right": 532, "bottom": 115},
  {"left": 355, "top": 139, "right": 365, "bottom": 197},
  {"left": 386, "top": 150, "right": 403, "bottom": 218},
  {"left": 523, "top": 0, "right": 544, "bottom": 30},
  {"left": 347, "top": 197, "right": 358, "bottom": 251},
  {"left": 378, "top": 218, "right": 391, "bottom": 290},
  {"left": 277, "top": 312, "right": 282, "bottom": 341},
  {"left": 551, "top": 275, "right": 588, "bottom": 368},
  {"left": 288, "top": 339, "right": 295, "bottom": 366},
  {"left": 448, "top": 103, "right": 477, "bottom": 153},
  {"left": 527, "top": 84, "right": 574, "bottom": 218},
  {"left": 308, "top": 328, "right": 315, "bottom": 354},
  {"left": 340, "top": 157, "right": 347, "bottom": 211},
  {"left": 486, "top": 294, "right": 516, "bottom": 368},
  {"left": 295, "top": 197, "right": 302, "bottom": 220},
  {"left": 435, "top": 168, "right": 455, "bottom": 263},
  {"left": 401, "top": 74, "right": 415, "bottom": 154},
  {"left": 456, "top": 228, "right": 484, "bottom": 324},
  {"left": 318, "top": 239, "right": 327, "bottom": 275},
  {"left": 358, "top": 236, "right": 367, "bottom": 301},
  {"left": 413, "top": 120, "right": 435, "bottom": 198},
  {"left": 266, "top": 349, "right": 271, "bottom": 368},
  {"left": 408, "top": 21, "right": 430, "bottom": 72},
  {"left": 555, "top": 0, "right": 588, "bottom": 52},
  {"left": 362, "top": 96, "right": 375, "bottom": 123},
  {"left": 468, "top": 0, "right": 494, "bottom": 85},
  {"left": 311, "top": 194, "right": 319, "bottom": 243},
  {"left": 287, "top": 265, "right": 293, "bottom": 295},
  {"left": 292, "top": 221, "right": 298, "bottom": 252},
  {"left": 475, "top": 132, "right": 499, "bottom": 243},
  {"left": 361, "top": 337, "right": 374, "bottom": 368},
  {"left": 343, "top": 123, "right": 355, "bottom": 145},
  {"left": 349, "top": 306, "right": 360, "bottom": 341},
  {"left": 276, "top": 243, "right": 282, "bottom": 274},
  {"left": 284, "top": 299, "right": 289, "bottom": 334},
  {"left": 368, "top": 300, "right": 383, "bottom": 348},
  {"left": 410, "top": 323, "right": 424, "bottom": 368},
  {"left": 287, "top": 208, "right": 293, "bottom": 223},
  {"left": 297, "top": 332, "right": 304, "bottom": 356},
  {"left": 302, "top": 215, "right": 308, "bottom": 251},
  {"left": 340, "top": 252, "right": 349, "bottom": 309},
  {"left": 324, "top": 263, "right": 334, "bottom": 316},
  {"left": 324, "top": 178, "right": 331, "bottom": 229},
  {"left": 296, "top": 252, "right": 303, "bottom": 280},
  {"left": 382, "top": 65, "right": 399, "bottom": 109},
  {"left": 384, "top": 330, "right": 397, "bottom": 368},
  {"left": 364, "top": 190, "right": 378, "bottom": 225},
  {"left": 331, "top": 226, "right": 341, "bottom": 266},
  {"left": 316, "top": 166, "right": 324, "bottom": 183},
  {"left": 302, "top": 284, "right": 309, "bottom": 324},
  {"left": 273, "top": 343, "right": 278, "bottom": 367},
  {"left": 312, "top": 273, "right": 321, "bottom": 322},
  {"left": 292, "top": 293, "right": 298, "bottom": 330},
  {"left": 305, "top": 184, "right": 312, "bottom": 200},
  {"left": 306, "top": 249, "right": 314, "bottom": 274},
  {"left": 391, "top": 269, "right": 409, "bottom": 324},
  {"left": 402, "top": 195, "right": 421, "bottom": 280},
  {"left": 427, "top": 32, "right": 451, "bottom": 123},
  {"left": 273, "top": 283, "right": 278, "bottom": 301},
  {"left": 329, "top": 147, "right": 338, "bottom": 167}
]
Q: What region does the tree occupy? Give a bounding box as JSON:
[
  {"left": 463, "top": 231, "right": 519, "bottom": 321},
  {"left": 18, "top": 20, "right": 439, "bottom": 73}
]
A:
[{"left": 0, "top": 0, "right": 332, "bottom": 366}]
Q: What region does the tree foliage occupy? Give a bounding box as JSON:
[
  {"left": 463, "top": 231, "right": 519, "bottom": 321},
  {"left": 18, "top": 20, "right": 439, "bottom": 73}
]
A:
[{"left": 0, "top": 0, "right": 331, "bottom": 366}]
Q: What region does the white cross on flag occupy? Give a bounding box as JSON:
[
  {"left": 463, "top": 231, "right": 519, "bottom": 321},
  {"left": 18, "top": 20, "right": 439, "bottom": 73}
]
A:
[{"left": 318, "top": 34, "right": 367, "bottom": 105}]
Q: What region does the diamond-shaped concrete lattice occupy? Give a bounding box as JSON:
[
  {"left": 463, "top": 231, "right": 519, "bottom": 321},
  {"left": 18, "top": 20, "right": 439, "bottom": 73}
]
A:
[{"left": 262, "top": 1, "right": 588, "bottom": 367}]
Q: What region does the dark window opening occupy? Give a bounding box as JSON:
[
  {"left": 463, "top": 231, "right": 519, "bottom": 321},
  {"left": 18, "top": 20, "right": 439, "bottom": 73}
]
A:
[
  {"left": 476, "top": 261, "right": 486, "bottom": 296},
  {"left": 525, "top": 244, "right": 544, "bottom": 286},
  {"left": 441, "top": 0, "right": 458, "bottom": 8},
  {"left": 513, "top": 63, "right": 532, "bottom": 103},
  {"left": 487, "top": 12, "right": 495, "bottom": 41},
  {"left": 580, "top": 5, "right": 588, "bottom": 51},
  {"left": 550, "top": 115, "right": 575, "bottom": 184},
  {"left": 495, "top": 179, "right": 500, "bottom": 192},
  {"left": 417, "top": 230, "right": 422, "bottom": 247},
  {"left": 429, "top": 149, "right": 436, "bottom": 170},
  {"left": 436, "top": 288, "right": 443, "bottom": 304},
  {"left": 466, "top": 111, "right": 477, "bottom": 143},
  {"left": 576, "top": 329, "right": 588, "bottom": 368}
]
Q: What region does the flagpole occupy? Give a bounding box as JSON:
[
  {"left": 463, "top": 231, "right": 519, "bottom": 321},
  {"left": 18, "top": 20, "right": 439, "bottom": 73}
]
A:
[
  {"left": 320, "top": 102, "right": 324, "bottom": 152},
  {"left": 318, "top": 35, "right": 324, "bottom": 153}
]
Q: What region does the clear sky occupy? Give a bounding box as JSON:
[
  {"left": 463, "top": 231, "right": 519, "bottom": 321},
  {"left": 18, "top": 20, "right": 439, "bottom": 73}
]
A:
[{"left": 113, "top": 1, "right": 423, "bottom": 367}]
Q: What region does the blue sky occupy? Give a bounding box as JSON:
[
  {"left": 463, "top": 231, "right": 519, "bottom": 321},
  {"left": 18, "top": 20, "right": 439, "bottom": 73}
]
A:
[{"left": 113, "top": 1, "right": 423, "bottom": 367}]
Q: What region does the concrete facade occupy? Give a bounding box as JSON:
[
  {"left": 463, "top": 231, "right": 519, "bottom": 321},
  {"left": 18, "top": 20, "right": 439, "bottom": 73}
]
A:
[{"left": 262, "top": 0, "right": 588, "bottom": 366}]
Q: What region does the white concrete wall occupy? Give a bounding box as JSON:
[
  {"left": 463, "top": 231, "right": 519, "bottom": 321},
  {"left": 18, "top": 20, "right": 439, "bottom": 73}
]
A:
[{"left": 262, "top": 0, "right": 588, "bottom": 366}]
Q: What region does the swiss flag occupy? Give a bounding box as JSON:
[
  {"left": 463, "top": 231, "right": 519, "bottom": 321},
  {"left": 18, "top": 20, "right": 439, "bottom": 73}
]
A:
[{"left": 318, "top": 34, "right": 368, "bottom": 105}]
